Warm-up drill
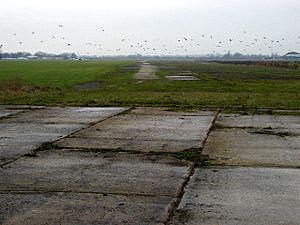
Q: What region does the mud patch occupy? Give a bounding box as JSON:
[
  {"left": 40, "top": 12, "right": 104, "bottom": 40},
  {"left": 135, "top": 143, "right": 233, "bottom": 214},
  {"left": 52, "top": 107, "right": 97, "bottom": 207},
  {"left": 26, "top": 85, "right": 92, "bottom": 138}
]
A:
[{"left": 73, "top": 82, "right": 101, "bottom": 90}]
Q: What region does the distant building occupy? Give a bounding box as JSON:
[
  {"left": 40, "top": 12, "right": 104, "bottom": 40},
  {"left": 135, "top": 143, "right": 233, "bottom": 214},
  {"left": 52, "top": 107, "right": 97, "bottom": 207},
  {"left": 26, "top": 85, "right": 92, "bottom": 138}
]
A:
[{"left": 283, "top": 51, "right": 300, "bottom": 61}]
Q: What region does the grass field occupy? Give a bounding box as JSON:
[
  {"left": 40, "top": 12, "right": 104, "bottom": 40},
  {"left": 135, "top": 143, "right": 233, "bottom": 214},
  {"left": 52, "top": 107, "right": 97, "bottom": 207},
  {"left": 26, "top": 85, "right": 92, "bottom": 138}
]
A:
[{"left": 0, "top": 60, "right": 299, "bottom": 111}]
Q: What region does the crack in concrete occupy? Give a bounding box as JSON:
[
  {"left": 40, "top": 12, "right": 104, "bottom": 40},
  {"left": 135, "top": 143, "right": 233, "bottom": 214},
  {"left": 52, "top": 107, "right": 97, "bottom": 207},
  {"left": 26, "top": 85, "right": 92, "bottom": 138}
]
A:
[
  {"left": 0, "top": 107, "right": 44, "bottom": 121},
  {"left": 164, "top": 164, "right": 195, "bottom": 225},
  {"left": 0, "top": 189, "right": 172, "bottom": 198},
  {"left": 0, "top": 107, "right": 134, "bottom": 167},
  {"left": 163, "top": 110, "right": 220, "bottom": 224}
]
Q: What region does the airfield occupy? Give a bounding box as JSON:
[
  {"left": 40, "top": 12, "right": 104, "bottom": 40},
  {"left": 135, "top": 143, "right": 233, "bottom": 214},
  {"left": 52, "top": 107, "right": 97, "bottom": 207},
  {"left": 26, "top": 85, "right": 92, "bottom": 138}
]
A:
[{"left": 0, "top": 61, "right": 300, "bottom": 224}]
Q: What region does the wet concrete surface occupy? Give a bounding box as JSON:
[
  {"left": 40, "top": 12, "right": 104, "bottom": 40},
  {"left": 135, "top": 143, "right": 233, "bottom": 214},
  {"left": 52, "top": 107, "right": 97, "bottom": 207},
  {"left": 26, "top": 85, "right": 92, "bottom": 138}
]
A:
[
  {"left": 3, "top": 107, "right": 128, "bottom": 124},
  {"left": 0, "top": 106, "right": 28, "bottom": 119},
  {"left": 0, "top": 150, "right": 192, "bottom": 197},
  {"left": 57, "top": 108, "right": 217, "bottom": 152},
  {"left": 0, "top": 123, "right": 85, "bottom": 165},
  {"left": 172, "top": 167, "right": 300, "bottom": 225},
  {"left": 0, "top": 192, "right": 173, "bottom": 225},
  {"left": 134, "top": 63, "right": 159, "bottom": 80},
  {"left": 217, "top": 113, "right": 300, "bottom": 130},
  {"left": 1, "top": 150, "right": 192, "bottom": 225},
  {"left": 0, "top": 107, "right": 128, "bottom": 165},
  {"left": 1, "top": 107, "right": 300, "bottom": 224}
]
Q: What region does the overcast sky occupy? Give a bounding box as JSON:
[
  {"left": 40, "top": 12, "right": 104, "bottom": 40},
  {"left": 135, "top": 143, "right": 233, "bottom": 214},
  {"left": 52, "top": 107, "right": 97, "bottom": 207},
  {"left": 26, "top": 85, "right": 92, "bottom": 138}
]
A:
[{"left": 0, "top": 0, "right": 299, "bottom": 56}]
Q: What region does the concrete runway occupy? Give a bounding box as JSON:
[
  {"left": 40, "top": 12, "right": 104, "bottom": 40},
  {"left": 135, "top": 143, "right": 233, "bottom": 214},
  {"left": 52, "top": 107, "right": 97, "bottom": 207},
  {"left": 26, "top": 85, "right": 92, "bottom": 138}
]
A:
[{"left": 0, "top": 106, "right": 299, "bottom": 224}]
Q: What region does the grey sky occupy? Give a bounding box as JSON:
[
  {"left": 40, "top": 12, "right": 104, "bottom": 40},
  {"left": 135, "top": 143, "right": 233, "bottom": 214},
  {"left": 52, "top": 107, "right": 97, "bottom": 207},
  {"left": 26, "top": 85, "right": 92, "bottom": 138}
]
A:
[{"left": 1, "top": 0, "right": 299, "bottom": 55}]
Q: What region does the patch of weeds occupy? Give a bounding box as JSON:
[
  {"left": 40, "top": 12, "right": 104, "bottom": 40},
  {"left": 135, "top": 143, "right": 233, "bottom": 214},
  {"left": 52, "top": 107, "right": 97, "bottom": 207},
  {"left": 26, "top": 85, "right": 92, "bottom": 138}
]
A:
[
  {"left": 250, "top": 128, "right": 295, "bottom": 137},
  {"left": 0, "top": 76, "right": 24, "bottom": 93},
  {"left": 211, "top": 123, "right": 228, "bottom": 130},
  {"left": 173, "top": 149, "right": 212, "bottom": 166},
  {"left": 35, "top": 142, "right": 59, "bottom": 152},
  {"left": 149, "top": 148, "right": 212, "bottom": 166}
]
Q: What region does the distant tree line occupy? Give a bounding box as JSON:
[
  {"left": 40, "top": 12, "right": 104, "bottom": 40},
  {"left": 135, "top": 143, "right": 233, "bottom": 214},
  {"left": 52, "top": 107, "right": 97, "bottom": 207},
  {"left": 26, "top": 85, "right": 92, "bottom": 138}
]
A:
[
  {"left": 0, "top": 51, "right": 297, "bottom": 62},
  {"left": 0, "top": 51, "right": 78, "bottom": 60}
]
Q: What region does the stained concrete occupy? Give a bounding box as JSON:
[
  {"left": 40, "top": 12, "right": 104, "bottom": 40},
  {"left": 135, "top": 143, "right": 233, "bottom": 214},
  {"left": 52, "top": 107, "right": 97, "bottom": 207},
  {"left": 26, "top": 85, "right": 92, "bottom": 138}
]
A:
[
  {"left": 0, "top": 150, "right": 192, "bottom": 197},
  {"left": 134, "top": 64, "right": 158, "bottom": 80},
  {"left": 203, "top": 113, "right": 300, "bottom": 167},
  {"left": 217, "top": 113, "right": 300, "bottom": 130},
  {"left": 57, "top": 108, "right": 217, "bottom": 152},
  {"left": 0, "top": 150, "right": 192, "bottom": 224},
  {"left": 0, "top": 192, "right": 173, "bottom": 225},
  {"left": 3, "top": 107, "right": 128, "bottom": 124},
  {"left": 202, "top": 128, "right": 300, "bottom": 167},
  {"left": 172, "top": 167, "right": 300, "bottom": 225},
  {"left": 0, "top": 123, "right": 85, "bottom": 165},
  {"left": 2, "top": 107, "right": 299, "bottom": 224},
  {"left": 0, "top": 106, "right": 26, "bottom": 119},
  {"left": 0, "top": 107, "right": 128, "bottom": 165}
]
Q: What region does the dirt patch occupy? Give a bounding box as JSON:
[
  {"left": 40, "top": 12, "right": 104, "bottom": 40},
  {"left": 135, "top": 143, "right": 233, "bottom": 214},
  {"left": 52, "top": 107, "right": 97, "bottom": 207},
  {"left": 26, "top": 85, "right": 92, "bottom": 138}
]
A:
[
  {"left": 0, "top": 76, "right": 27, "bottom": 93},
  {"left": 73, "top": 82, "right": 102, "bottom": 90}
]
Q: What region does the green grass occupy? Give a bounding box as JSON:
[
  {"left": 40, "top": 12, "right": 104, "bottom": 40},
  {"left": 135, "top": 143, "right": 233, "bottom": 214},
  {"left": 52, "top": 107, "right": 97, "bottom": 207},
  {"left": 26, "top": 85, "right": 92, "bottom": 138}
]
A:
[{"left": 0, "top": 60, "right": 299, "bottom": 110}]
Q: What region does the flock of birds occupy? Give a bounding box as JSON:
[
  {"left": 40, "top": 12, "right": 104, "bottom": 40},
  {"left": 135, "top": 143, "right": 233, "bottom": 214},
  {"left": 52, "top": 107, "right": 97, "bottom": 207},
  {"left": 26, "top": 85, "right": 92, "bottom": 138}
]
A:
[{"left": 1, "top": 25, "right": 300, "bottom": 56}]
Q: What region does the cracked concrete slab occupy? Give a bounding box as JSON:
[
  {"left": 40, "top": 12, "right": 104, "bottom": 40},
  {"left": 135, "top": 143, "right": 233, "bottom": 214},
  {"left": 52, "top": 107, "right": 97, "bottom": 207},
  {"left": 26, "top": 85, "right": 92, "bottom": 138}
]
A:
[
  {"left": 0, "top": 150, "right": 192, "bottom": 197},
  {"left": 57, "top": 108, "right": 217, "bottom": 152},
  {"left": 0, "top": 107, "right": 128, "bottom": 165},
  {"left": 172, "top": 167, "right": 300, "bottom": 225},
  {"left": 203, "top": 113, "right": 300, "bottom": 167},
  {"left": 202, "top": 128, "right": 300, "bottom": 167},
  {"left": 0, "top": 192, "right": 173, "bottom": 225},
  {"left": 0, "top": 106, "right": 26, "bottom": 119},
  {"left": 0, "top": 123, "right": 85, "bottom": 165},
  {"left": 3, "top": 107, "right": 128, "bottom": 124}
]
